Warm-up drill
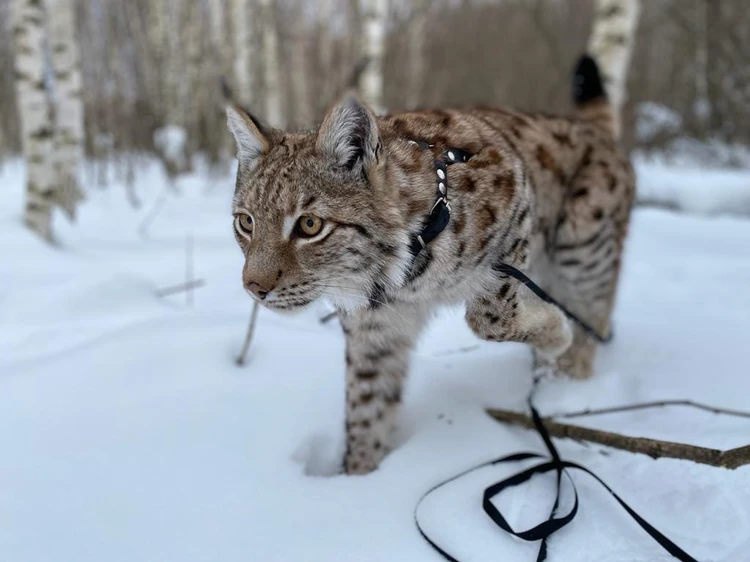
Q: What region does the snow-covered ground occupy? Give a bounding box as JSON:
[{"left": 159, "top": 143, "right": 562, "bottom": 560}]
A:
[
  {"left": 2, "top": 158, "right": 750, "bottom": 562},
  {"left": 634, "top": 156, "right": 750, "bottom": 217}
]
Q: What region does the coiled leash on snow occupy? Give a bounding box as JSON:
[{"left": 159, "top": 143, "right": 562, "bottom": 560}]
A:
[
  {"left": 414, "top": 388, "right": 702, "bottom": 562},
  {"left": 409, "top": 141, "right": 698, "bottom": 560}
]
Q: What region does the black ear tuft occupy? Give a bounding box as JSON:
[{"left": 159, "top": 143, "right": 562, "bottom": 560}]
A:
[{"left": 573, "top": 54, "right": 607, "bottom": 106}]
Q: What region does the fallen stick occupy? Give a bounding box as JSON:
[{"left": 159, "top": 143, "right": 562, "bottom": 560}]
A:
[
  {"left": 236, "top": 301, "right": 260, "bottom": 366},
  {"left": 155, "top": 279, "right": 206, "bottom": 298},
  {"left": 320, "top": 311, "right": 338, "bottom": 324},
  {"left": 486, "top": 407, "right": 750, "bottom": 470}
]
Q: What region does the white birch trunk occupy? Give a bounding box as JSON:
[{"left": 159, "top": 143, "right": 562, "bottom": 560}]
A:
[
  {"left": 48, "top": 0, "right": 85, "bottom": 220},
  {"left": 13, "top": 0, "right": 56, "bottom": 241},
  {"left": 231, "top": 0, "right": 253, "bottom": 105},
  {"left": 360, "top": 0, "right": 388, "bottom": 115},
  {"left": 406, "top": 0, "right": 429, "bottom": 110},
  {"left": 588, "top": 0, "right": 641, "bottom": 137},
  {"left": 259, "top": 0, "right": 284, "bottom": 128}
]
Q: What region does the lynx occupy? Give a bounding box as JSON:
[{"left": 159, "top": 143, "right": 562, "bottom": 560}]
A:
[{"left": 226, "top": 56, "right": 634, "bottom": 474}]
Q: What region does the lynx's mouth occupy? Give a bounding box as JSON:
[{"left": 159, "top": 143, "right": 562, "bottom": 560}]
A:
[{"left": 252, "top": 293, "right": 317, "bottom": 314}]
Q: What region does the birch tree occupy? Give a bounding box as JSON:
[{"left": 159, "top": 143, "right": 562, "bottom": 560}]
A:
[
  {"left": 259, "top": 0, "right": 284, "bottom": 128},
  {"left": 13, "top": 0, "right": 82, "bottom": 241},
  {"left": 360, "top": 0, "right": 388, "bottom": 114},
  {"left": 48, "top": 0, "right": 85, "bottom": 219},
  {"left": 588, "top": 0, "right": 641, "bottom": 137}
]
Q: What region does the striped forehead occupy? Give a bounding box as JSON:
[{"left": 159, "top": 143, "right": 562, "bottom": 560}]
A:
[{"left": 237, "top": 137, "right": 318, "bottom": 205}]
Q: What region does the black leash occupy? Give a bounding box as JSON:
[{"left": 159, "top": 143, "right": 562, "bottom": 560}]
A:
[
  {"left": 414, "top": 391, "right": 701, "bottom": 562},
  {"left": 492, "top": 262, "right": 612, "bottom": 344},
  {"left": 407, "top": 140, "right": 610, "bottom": 345}
]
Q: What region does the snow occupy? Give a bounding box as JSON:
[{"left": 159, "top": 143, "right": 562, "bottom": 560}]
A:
[
  {"left": 635, "top": 158, "right": 750, "bottom": 217},
  {"left": 2, "top": 158, "right": 750, "bottom": 562},
  {"left": 153, "top": 125, "right": 189, "bottom": 171},
  {"left": 633, "top": 102, "right": 750, "bottom": 217}
]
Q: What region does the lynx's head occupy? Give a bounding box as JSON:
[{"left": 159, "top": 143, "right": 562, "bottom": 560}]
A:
[{"left": 226, "top": 94, "right": 413, "bottom": 313}]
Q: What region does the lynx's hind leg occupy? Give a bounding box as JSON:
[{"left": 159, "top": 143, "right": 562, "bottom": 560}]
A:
[{"left": 544, "top": 161, "right": 631, "bottom": 379}]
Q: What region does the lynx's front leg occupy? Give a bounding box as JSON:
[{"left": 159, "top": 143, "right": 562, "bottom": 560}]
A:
[
  {"left": 465, "top": 277, "right": 573, "bottom": 361},
  {"left": 339, "top": 303, "right": 430, "bottom": 475}
]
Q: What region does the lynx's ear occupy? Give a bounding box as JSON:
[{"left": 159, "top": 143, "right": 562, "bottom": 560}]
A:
[
  {"left": 316, "top": 91, "right": 380, "bottom": 175},
  {"left": 226, "top": 103, "right": 270, "bottom": 167}
]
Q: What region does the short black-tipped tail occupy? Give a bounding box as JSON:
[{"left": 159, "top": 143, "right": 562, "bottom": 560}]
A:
[
  {"left": 573, "top": 55, "right": 606, "bottom": 106},
  {"left": 573, "top": 55, "right": 616, "bottom": 137}
]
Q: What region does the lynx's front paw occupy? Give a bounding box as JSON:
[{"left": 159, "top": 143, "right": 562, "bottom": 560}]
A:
[
  {"left": 343, "top": 435, "right": 389, "bottom": 475},
  {"left": 535, "top": 312, "right": 573, "bottom": 362}
]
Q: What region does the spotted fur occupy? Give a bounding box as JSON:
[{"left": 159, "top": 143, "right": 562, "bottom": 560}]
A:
[{"left": 226, "top": 58, "right": 634, "bottom": 474}]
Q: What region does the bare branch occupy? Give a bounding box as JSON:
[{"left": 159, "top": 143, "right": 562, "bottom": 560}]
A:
[
  {"left": 486, "top": 407, "right": 750, "bottom": 469},
  {"left": 236, "top": 302, "right": 261, "bottom": 366},
  {"left": 552, "top": 399, "right": 750, "bottom": 420},
  {"left": 155, "top": 279, "right": 206, "bottom": 298}
]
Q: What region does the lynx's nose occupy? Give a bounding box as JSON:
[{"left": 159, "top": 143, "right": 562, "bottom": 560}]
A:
[{"left": 245, "top": 281, "right": 273, "bottom": 300}]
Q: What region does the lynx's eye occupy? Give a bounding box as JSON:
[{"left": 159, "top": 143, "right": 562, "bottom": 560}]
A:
[
  {"left": 235, "top": 214, "right": 254, "bottom": 236},
  {"left": 296, "top": 215, "right": 324, "bottom": 237}
]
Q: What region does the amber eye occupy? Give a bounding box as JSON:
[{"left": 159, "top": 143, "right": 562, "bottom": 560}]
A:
[
  {"left": 296, "top": 215, "right": 324, "bottom": 237},
  {"left": 235, "top": 214, "right": 253, "bottom": 235}
]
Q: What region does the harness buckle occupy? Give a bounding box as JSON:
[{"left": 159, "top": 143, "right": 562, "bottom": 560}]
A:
[{"left": 431, "top": 197, "right": 451, "bottom": 214}]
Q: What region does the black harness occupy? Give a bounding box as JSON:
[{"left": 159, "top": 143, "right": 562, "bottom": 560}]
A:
[
  {"left": 406, "top": 140, "right": 473, "bottom": 260},
  {"left": 407, "top": 140, "right": 610, "bottom": 344}
]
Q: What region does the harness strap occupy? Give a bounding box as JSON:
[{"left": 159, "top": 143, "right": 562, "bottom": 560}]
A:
[
  {"left": 407, "top": 141, "right": 473, "bottom": 259},
  {"left": 493, "top": 262, "right": 612, "bottom": 344}
]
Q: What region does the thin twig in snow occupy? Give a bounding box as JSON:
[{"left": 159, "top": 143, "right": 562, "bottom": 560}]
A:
[
  {"left": 552, "top": 399, "right": 750, "bottom": 420},
  {"left": 155, "top": 279, "right": 206, "bottom": 298},
  {"left": 320, "top": 311, "right": 338, "bottom": 324},
  {"left": 432, "top": 345, "right": 481, "bottom": 357},
  {"left": 186, "top": 233, "right": 194, "bottom": 307},
  {"left": 138, "top": 186, "right": 170, "bottom": 238},
  {"left": 236, "top": 302, "right": 260, "bottom": 366}
]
